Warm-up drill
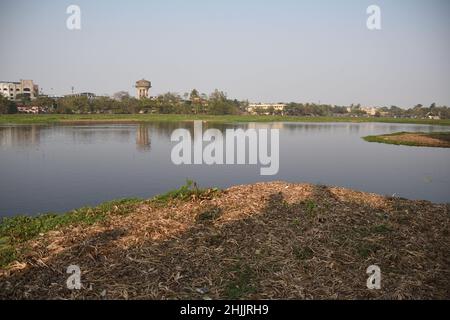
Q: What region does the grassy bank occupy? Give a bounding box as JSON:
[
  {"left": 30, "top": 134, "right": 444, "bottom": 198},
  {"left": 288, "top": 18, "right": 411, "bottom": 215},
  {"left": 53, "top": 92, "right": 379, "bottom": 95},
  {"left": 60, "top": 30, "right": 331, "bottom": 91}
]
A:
[
  {"left": 0, "top": 181, "right": 217, "bottom": 268},
  {"left": 1, "top": 114, "right": 450, "bottom": 125},
  {"left": 0, "top": 181, "right": 448, "bottom": 299},
  {"left": 363, "top": 131, "right": 450, "bottom": 148},
  {"left": 0, "top": 199, "right": 142, "bottom": 268}
]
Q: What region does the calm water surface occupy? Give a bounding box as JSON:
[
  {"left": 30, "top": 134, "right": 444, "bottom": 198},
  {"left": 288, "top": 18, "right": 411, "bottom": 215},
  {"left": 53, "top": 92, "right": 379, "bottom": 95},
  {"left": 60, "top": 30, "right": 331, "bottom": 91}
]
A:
[{"left": 0, "top": 122, "right": 449, "bottom": 217}]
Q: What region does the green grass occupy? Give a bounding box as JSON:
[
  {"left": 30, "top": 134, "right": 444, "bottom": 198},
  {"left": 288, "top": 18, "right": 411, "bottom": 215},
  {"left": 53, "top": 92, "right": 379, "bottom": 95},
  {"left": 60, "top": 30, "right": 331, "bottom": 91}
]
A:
[
  {"left": 152, "top": 180, "right": 220, "bottom": 205},
  {"left": 303, "top": 199, "right": 318, "bottom": 216},
  {"left": 363, "top": 131, "right": 450, "bottom": 147},
  {"left": 1, "top": 114, "right": 450, "bottom": 125},
  {"left": 0, "top": 181, "right": 219, "bottom": 268},
  {"left": 0, "top": 198, "right": 141, "bottom": 267}
]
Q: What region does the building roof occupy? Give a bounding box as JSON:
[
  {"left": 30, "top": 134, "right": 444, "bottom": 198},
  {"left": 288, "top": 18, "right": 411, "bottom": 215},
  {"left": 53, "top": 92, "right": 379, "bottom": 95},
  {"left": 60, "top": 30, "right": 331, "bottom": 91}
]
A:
[
  {"left": 0, "top": 81, "right": 21, "bottom": 84},
  {"left": 136, "top": 79, "right": 151, "bottom": 87}
]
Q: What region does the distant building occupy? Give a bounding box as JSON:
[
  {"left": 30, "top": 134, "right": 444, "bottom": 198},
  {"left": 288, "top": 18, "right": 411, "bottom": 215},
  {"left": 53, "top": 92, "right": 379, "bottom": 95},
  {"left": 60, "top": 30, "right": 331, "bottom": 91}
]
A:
[
  {"left": 361, "top": 107, "right": 378, "bottom": 116},
  {"left": 112, "top": 91, "right": 130, "bottom": 101},
  {"left": 17, "top": 105, "right": 48, "bottom": 114},
  {"left": 351, "top": 106, "right": 388, "bottom": 117},
  {"left": 135, "top": 79, "right": 152, "bottom": 99},
  {"left": 0, "top": 80, "right": 39, "bottom": 100},
  {"left": 64, "top": 92, "right": 96, "bottom": 99},
  {"left": 426, "top": 112, "right": 441, "bottom": 120},
  {"left": 247, "top": 103, "right": 286, "bottom": 115}
]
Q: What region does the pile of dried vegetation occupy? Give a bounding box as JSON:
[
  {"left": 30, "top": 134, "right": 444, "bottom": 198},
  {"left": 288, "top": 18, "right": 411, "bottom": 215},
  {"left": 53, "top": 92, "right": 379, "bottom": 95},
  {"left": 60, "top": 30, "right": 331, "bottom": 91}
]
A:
[
  {"left": 0, "top": 181, "right": 448, "bottom": 300},
  {"left": 363, "top": 131, "right": 450, "bottom": 148}
]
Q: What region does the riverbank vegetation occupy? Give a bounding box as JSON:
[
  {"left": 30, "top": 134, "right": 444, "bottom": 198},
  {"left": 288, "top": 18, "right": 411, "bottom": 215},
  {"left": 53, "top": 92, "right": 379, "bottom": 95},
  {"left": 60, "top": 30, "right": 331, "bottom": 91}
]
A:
[
  {"left": 0, "top": 181, "right": 216, "bottom": 268},
  {"left": 0, "top": 199, "right": 142, "bottom": 268},
  {"left": 0, "top": 182, "right": 448, "bottom": 299},
  {"left": 2, "top": 89, "right": 450, "bottom": 121},
  {"left": 363, "top": 132, "right": 450, "bottom": 148},
  {"left": 1, "top": 114, "right": 450, "bottom": 126}
]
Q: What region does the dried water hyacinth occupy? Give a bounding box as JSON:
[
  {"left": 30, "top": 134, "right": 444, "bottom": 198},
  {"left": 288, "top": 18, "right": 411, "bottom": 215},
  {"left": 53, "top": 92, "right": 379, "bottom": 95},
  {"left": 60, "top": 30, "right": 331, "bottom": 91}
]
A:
[{"left": 0, "top": 182, "right": 449, "bottom": 300}]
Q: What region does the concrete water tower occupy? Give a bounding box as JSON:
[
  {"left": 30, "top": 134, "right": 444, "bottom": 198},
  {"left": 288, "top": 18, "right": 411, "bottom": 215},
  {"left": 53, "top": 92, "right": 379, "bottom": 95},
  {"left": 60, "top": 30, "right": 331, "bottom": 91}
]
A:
[{"left": 135, "top": 79, "right": 152, "bottom": 99}]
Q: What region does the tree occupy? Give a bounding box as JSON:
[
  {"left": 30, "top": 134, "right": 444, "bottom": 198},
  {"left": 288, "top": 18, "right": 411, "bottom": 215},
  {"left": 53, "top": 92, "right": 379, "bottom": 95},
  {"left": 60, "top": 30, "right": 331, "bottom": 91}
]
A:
[
  {"left": 189, "top": 89, "right": 203, "bottom": 114},
  {"left": 120, "top": 97, "right": 140, "bottom": 114},
  {"left": 56, "top": 96, "right": 90, "bottom": 114},
  {"left": 189, "top": 89, "right": 200, "bottom": 102},
  {"left": 332, "top": 106, "right": 348, "bottom": 114},
  {"left": 389, "top": 105, "right": 404, "bottom": 117},
  {"left": 91, "top": 96, "right": 117, "bottom": 113},
  {"left": 33, "top": 96, "right": 56, "bottom": 111},
  {"left": 411, "top": 104, "right": 426, "bottom": 118},
  {"left": 112, "top": 91, "right": 130, "bottom": 101},
  {"left": 15, "top": 93, "right": 31, "bottom": 105},
  {"left": 207, "top": 90, "right": 238, "bottom": 115},
  {"left": 0, "top": 95, "right": 18, "bottom": 114},
  {"left": 437, "top": 106, "right": 450, "bottom": 119},
  {"left": 138, "top": 97, "right": 156, "bottom": 113},
  {"left": 154, "top": 92, "right": 183, "bottom": 114}
]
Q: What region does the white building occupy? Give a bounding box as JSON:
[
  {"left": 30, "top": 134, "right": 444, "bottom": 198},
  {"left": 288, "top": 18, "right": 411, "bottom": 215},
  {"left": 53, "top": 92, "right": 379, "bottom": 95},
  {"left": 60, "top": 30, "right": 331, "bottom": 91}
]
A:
[
  {"left": 361, "top": 107, "right": 378, "bottom": 116},
  {"left": 64, "top": 92, "right": 96, "bottom": 99},
  {"left": 247, "top": 103, "right": 286, "bottom": 115},
  {"left": 0, "top": 80, "right": 39, "bottom": 100},
  {"left": 17, "top": 105, "right": 48, "bottom": 114}
]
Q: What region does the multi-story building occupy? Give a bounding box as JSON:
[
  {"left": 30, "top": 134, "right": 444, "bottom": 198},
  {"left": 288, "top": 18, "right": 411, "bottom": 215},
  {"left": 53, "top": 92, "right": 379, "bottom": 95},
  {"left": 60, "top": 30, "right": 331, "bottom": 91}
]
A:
[
  {"left": 64, "top": 92, "right": 96, "bottom": 99},
  {"left": 247, "top": 103, "right": 286, "bottom": 115},
  {"left": 0, "top": 80, "right": 39, "bottom": 100},
  {"left": 361, "top": 107, "right": 378, "bottom": 116}
]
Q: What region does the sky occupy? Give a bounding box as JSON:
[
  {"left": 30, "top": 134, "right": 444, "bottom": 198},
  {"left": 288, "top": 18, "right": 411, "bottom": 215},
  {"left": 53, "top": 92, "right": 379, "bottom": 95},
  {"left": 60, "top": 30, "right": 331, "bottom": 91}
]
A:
[{"left": 0, "top": 0, "right": 449, "bottom": 107}]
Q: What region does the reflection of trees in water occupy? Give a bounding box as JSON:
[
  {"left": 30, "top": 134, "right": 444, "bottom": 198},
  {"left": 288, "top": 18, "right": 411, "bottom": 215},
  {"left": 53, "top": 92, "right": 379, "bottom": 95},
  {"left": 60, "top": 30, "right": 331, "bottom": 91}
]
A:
[
  {"left": 146, "top": 121, "right": 192, "bottom": 138},
  {"left": 67, "top": 126, "right": 132, "bottom": 144},
  {"left": 136, "top": 124, "right": 151, "bottom": 152},
  {"left": 281, "top": 123, "right": 363, "bottom": 135},
  {"left": 0, "top": 125, "right": 41, "bottom": 147},
  {"left": 144, "top": 122, "right": 286, "bottom": 143},
  {"left": 19, "top": 124, "right": 134, "bottom": 145},
  {"left": 2, "top": 121, "right": 362, "bottom": 151}
]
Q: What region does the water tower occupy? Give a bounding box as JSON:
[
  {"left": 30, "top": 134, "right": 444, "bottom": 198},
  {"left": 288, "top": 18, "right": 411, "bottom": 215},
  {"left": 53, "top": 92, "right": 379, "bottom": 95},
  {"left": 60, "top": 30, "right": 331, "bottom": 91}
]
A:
[{"left": 135, "top": 79, "right": 151, "bottom": 99}]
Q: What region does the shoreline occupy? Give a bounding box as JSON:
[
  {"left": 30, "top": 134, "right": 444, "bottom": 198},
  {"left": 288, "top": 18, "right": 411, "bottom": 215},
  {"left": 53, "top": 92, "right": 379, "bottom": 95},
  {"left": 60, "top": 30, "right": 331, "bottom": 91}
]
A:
[
  {"left": 1, "top": 181, "right": 449, "bottom": 299},
  {"left": 363, "top": 131, "right": 450, "bottom": 148},
  {"left": 1, "top": 114, "right": 450, "bottom": 126}
]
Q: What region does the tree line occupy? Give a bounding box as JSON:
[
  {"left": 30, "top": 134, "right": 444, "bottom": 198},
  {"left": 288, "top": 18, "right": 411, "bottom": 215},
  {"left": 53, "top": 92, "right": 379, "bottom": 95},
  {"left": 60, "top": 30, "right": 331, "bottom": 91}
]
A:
[
  {"left": 0, "top": 89, "right": 242, "bottom": 115},
  {"left": 1, "top": 90, "right": 449, "bottom": 119},
  {"left": 281, "top": 103, "right": 450, "bottom": 119}
]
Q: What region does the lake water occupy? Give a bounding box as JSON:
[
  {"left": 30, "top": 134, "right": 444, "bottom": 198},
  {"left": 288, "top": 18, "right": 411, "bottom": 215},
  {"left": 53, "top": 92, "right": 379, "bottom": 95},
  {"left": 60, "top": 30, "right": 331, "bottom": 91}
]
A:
[{"left": 0, "top": 122, "right": 449, "bottom": 217}]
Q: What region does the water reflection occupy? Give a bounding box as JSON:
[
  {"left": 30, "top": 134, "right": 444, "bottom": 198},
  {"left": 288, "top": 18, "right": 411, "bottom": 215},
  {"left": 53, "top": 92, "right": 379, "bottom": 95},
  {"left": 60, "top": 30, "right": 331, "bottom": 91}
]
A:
[
  {"left": 0, "top": 125, "right": 41, "bottom": 147},
  {"left": 136, "top": 124, "right": 151, "bottom": 152},
  {"left": 0, "top": 121, "right": 449, "bottom": 217},
  {"left": 67, "top": 126, "right": 133, "bottom": 145},
  {"left": 1, "top": 122, "right": 445, "bottom": 150},
  {"left": 0, "top": 124, "right": 155, "bottom": 152}
]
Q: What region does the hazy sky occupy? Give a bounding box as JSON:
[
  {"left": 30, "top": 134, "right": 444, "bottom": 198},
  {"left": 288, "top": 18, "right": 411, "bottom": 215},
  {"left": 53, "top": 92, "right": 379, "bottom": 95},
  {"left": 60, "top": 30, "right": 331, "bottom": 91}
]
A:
[{"left": 1, "top": 0, "right": 449, "bottom": 107}]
